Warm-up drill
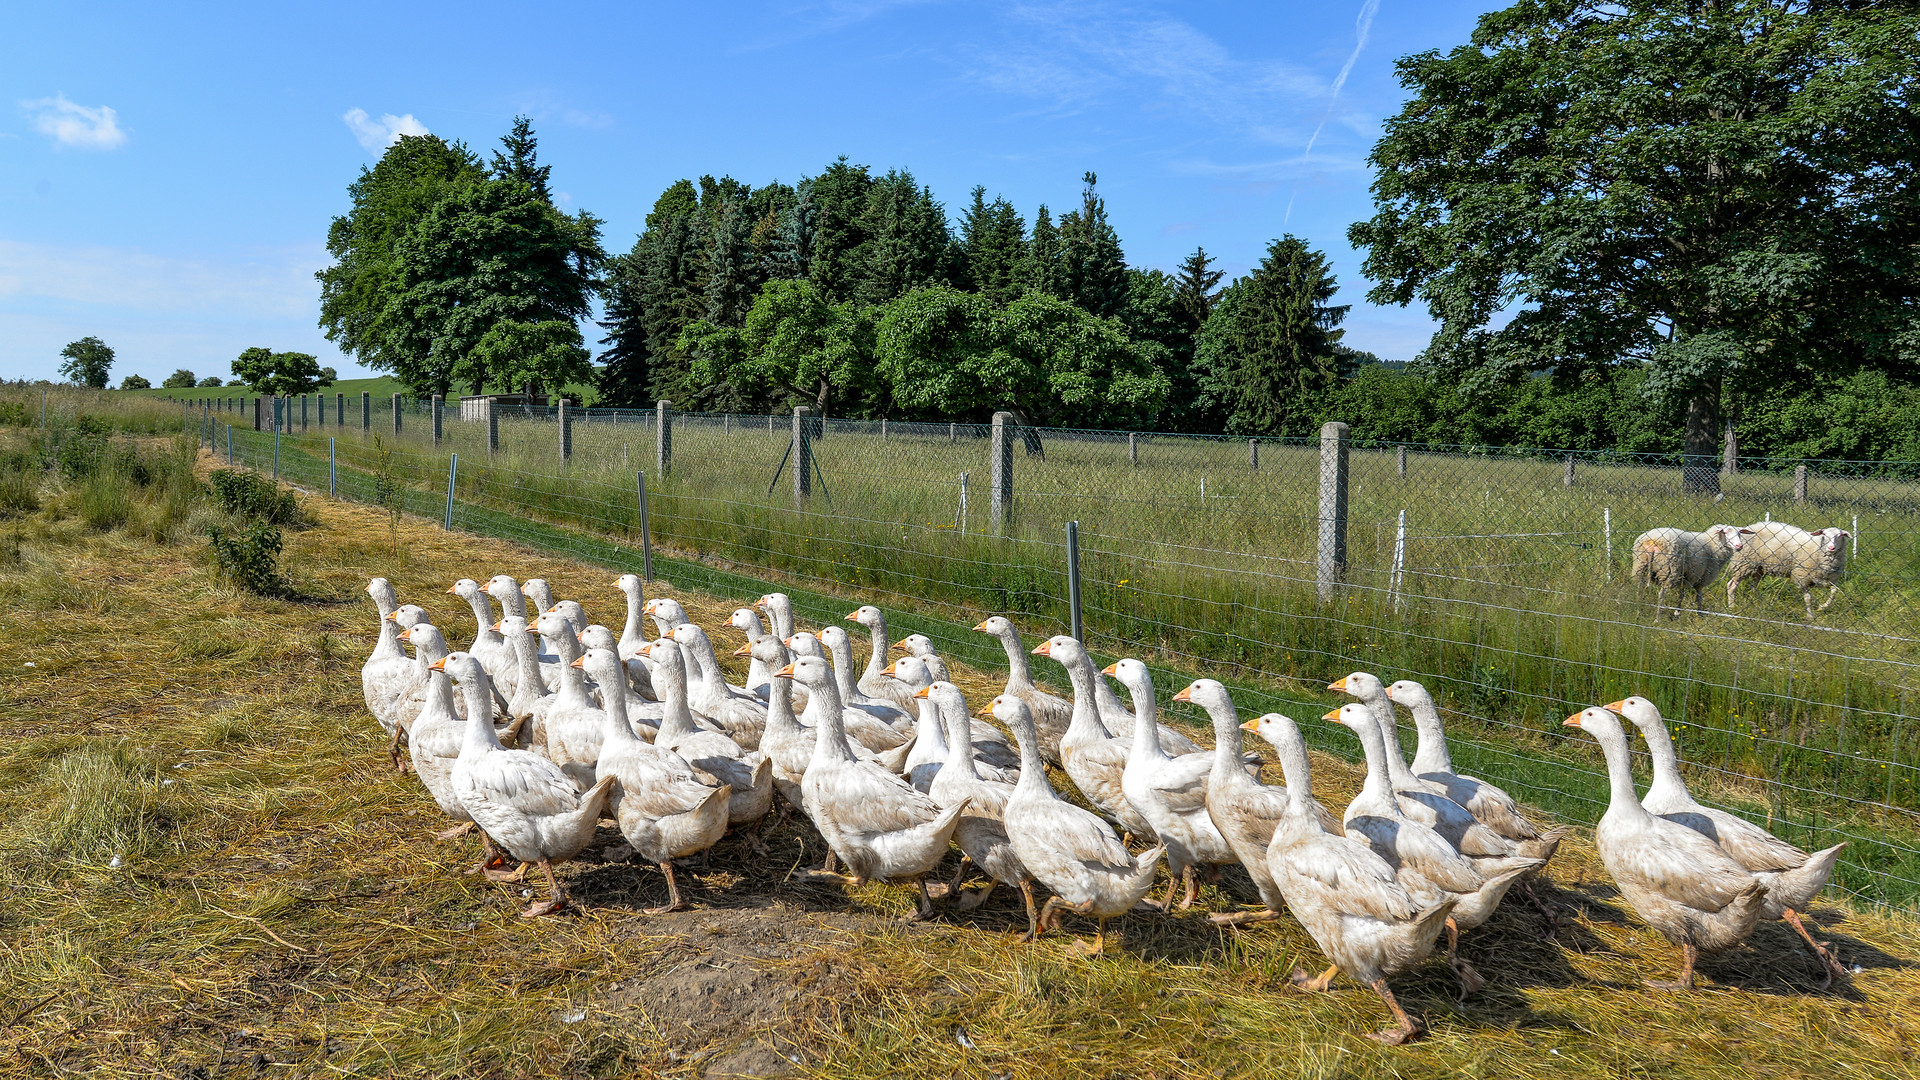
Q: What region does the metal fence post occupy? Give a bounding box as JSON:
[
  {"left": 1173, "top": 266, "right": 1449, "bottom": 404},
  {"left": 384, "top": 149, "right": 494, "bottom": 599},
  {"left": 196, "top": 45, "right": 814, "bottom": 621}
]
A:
[
  {"left": 1794, "top": 464, "right": 1808, "bottom": 503},
  {"left": 793, "top": 407, "right": 811, "bottom": 502},
  {"left": 1564, "top": 454, "right": 1576, "bottom": 488},
  {"left": 559, "top": 399, "right": 573, "bottom": 463},
  {"left": 881, "top": 419, "right": 888, "bottom": 441},
  {"left": 329, "top": 437, "right": 337, "bottom": 497},
  {"left": 957, "top": 472, "right": 968, "bottom": 531},
  {"left": 301, "top": 394, "right": 309, "bottom": 431},
  {"left": 391, "top": 394, "right": 403, "bottom": 437},
  {"left": 1249, "top": 438, "right": 1259, "bottom": 470},
  {"left": 253, "top": 396, "right": 264, "bottom": 432},
  {"left": 336, "top": 392, "right": 344, "bottom": 427},
  {"left": 273, "top": 422, "right": 281, "bottom": 480},
  {"left": 361, "top": 392, "right": 371, "bottom": 433},
  {"left": 636, "top": 471, "right": 654, "bottom": 582},
  {"left": 432, "top": 394, "right": 444, "bottom": 446},
  {"left": 445, "top": 453, "right": 458, "bottom": 530},
  {"left": 656, "top": 399, "right": 673, "bottom": 477},
  {"left": 1390, "top": 509, "right": 1407, "bottom": 610},
  {"left": 1317, "top": 421, "right": 1350, "bottom": 601},
  {"left": 227, "top": 425, "right": 233, "bottom": 465},
  {"left": 1066, "top": 520, "right": 1084, "bottom": 642},
  {"left": 989, "top": 411, "right": 1014, "bottom": 532},
  {"left": 1604, "top": 507, "right": 1613, "bottom": 579},
  {"left": 1397, "top": 444, "right": 1407, "bottom": 478}
]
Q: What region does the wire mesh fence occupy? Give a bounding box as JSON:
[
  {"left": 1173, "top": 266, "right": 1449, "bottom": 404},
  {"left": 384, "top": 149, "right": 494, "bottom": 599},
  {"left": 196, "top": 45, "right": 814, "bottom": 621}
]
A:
[{"left": 179, "top": 393, "right": 1920, "bottom": 911}]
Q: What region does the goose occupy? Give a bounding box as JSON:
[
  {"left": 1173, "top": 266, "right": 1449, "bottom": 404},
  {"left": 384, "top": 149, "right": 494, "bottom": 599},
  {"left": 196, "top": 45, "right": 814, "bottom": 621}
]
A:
[
  {"left": 580, "top": 622, "right": 658, "bottom": 706},
  {"left": 1564, "top": 707, "right": 1770, "bottom": 989},
  {"left": 973, "top": 616, "right": 1072, "bottom": 764},
  {"left": 644, "top": 597, "right": 705, "bottom": 683},
  {"left": 920, "top": 682, "right": 1029, "bottom": 915},
  {"left": 644, "top": 638, "right": 775, "bottom": 844},
  {"left": 1332, "top": 673, "right": 1554, "bottom": 867},
  {"left": 1032, "top": 635, "right": 1153, "bottom": 839},
  {"left": 1090, "top": 659, "right": 1204, "bottom": 756},
  {"left": 787, "top": 633, "right": 912, "bottom": 755},
  {"left": 886, "top": 657, "right": 1018, "bottom": 790},
  {"left": 757, "top": 592, "right": 798, "bottom": 643},
  {"left": 741, "top": 638, "right": 811, "bottom": 812},
  {"left": 728, "top": 607, "right": 778, "bottom": 695},
  {"left": 1255, "top": 709, "right": 1456, "bottom": 1046},
  {"left": 889, "top": 633, "right": 951, "bottom": 683},
  {"left": 495, "top": 616, "right": 555, "bottom": 747},
  {"left": 1174, "top": 682, "right": 1335, "bottom": 926},
  {"left": 401, "top": 624, "right": 523, "bottom": 850},
  {"left": 846, "top": 605, "right": 920, "bottom": 713},
  {"left": 988, "top": 694, "right": 1164, "bottom": 952},
  {"left": 1109, "top": 659, "right": 1235, "bottom": 910},
  {"left": 533, "top": 611, "right": 609, "bottom": 790},
  {"left": 362, "top": 579, "right": 417, "bottom": 757},
  {"left": 1325, "top": 703, "right": 1543, "bottom": 998},
  {"left": 1607, "top": 696, "right": 1850, "bottom": 987},
  {"left": 614, "top": 573, "right": 651, "bottom": 660},
  {"left": 577, "top": 649, "right": 731, "bottom": 911},
  {"left": 819, "top": 625, "right": 913, "bottom": 731},
  {"left": 434, "top": 652, "right": 617, "bottom": 918},
  {"left": 671, "top": 622, "right": 767, "bottom": 750},
  {"left": 522, "top": 578, "right": 559, "bottom": 620},
  {"left": 780, "top": 655, "right": 970, "bottom": 920},
  {"left": 450, "top": 578, "right": 518, "bottom": 699}
]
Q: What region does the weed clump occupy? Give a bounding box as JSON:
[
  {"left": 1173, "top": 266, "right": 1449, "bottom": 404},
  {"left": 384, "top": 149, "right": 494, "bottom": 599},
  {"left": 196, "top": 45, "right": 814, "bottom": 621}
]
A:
[
  {"left": 209, "top": 468, "right": 306, "bottom": 527},
  {"left": 209, "top": 518, "right": 286, "bottom": 596},
  {"left": 21, "top": 741, "right": 173, "bottom": 862}
]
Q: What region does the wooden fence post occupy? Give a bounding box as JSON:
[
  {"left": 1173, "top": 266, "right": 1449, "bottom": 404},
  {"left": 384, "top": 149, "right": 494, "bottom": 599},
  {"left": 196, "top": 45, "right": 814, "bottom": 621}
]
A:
[
  {"left": 391, "top": 394, "right": 403, "bottom": 437},
  {"left": 432, "top": 395, "right": 444, "bottom": 445},
  {"left": 361, "top": 392, "right": 371, "bottom": 433}
]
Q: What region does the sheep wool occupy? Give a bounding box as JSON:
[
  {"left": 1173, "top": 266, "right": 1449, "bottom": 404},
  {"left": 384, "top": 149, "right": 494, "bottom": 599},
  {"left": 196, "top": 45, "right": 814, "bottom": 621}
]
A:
[
  {"left": 1630, "top": 525, "right": 1746, "bottom": 618},
  {"left": 1724, "top": 521, "right": 1851, "bottom": 618}
]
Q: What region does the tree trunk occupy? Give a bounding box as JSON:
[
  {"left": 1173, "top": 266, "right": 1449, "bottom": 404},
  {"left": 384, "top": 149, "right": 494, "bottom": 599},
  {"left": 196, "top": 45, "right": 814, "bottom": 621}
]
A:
[
  {"left": 1683, "top": 379, "right": 1721, "bottom": 495},
  {"left": 1004, "top": 405, "right": 1047, "bottom": 459},
  {"left": 1720, "top": 397, "right": 1740, "bottom": 476}
]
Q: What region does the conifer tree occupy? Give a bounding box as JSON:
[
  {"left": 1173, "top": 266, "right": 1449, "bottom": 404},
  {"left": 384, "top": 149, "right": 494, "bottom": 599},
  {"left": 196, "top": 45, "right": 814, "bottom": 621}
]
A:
[
  {"left": 1058, "top": 172, "right": 1129, "bottom": 319},
  {"left": 490, "top": 116, "right": 552, "bottom": 203},
  {"left": 1021, "top": 205, "right": 1067, "bottom": 300},
  {"left": 1173, "top": 247, "right": 1225, "bottom": 333},
  {"left": 1192, "top": 235, "right": 1348, "bottom": 436}
]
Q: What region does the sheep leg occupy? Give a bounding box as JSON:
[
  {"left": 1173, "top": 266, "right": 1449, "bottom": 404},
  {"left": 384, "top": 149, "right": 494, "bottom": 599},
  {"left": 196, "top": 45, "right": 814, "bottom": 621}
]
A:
[
  {"left": 1655, "top": 583, "right": 1670, "bottom": 619},
  {"left": 1817, "top": 584, "right": 1840, "bottom": 613}
]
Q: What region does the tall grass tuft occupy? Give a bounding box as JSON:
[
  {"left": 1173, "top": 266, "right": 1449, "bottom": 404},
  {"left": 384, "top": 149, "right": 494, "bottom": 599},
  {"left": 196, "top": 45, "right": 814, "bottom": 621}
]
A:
[{"left": 21, "top": 741, "right": 173, "bottom": 861}]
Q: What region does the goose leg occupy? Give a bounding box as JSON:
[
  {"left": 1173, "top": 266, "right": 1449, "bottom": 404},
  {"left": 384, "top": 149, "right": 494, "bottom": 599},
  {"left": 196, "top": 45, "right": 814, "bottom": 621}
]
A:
[
  {"left": 906, "top": 878, "right": 937, "bottom": 922},
  {"left": 435, "top": 821, "right": 476, "bottom": 841},
  {"left": 1365, "top": 979, "right": 1423, "bottom": 1045},
  {"left": 1178, "top": 865, "right": 1201, "bottom": 910},
  {"left": 387, "top": 727, "right": 409, "bottom": 772},
  {"left": 1027, "top": 897, "right": 1064, "bottom": 942},
  {"left": 1209, "top": 908, "right": 1283, "bottom": 927},
  {"left": 520, "top": 859, "right": 568, "bottom": 918},
  {"left": 646, "top": 860, "right": 688, "bottom": 914},
  {"left": 742, "top": 824, "right": 769, "bottom": 857},
  {"left": 1150, "top": 865, "right": 1182, "bottom": 911},
  {"left": 1018, "top": 879, "right": 1039, "bottom": 939},
  {"left": 1069, "top": 917, "right": 1108, "bottom": 957},
  {"left": 1521, "top": 880, "right": 1559, "bottom": 938},
  {"left": 1444, "top": 918, "right": 1485, "bottom": 999},
  {"left": 953, "top": 880, "right": 995, "bottom": 912},
  {"left": 1783, "top": 908, "right": 1847, "bottom": 989},
  {"left": 1289, "top": 964, "right": 1340, "bottom": 993},
  {"left": 1647, "top": 943, "right": 1698, "bottom": 990},
  {"left": 942, "top": 855, "right": 974, "bottom": 899}
]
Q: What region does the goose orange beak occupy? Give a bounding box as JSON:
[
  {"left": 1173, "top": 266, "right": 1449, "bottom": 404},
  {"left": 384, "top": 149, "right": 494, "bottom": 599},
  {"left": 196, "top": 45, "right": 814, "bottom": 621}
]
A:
[
  {"left": 1601, "top": 699, "right": 1627, "bottom": 712},
  {"left": 1032, "top": 641, "right": 1053, "bottom": 657},
  {"left": 526, "top": 626, "right": 541, "bottom": 636},
  {"left": 912, "top": 686, "right": 932, "bottom": 699},
  {"left": 428, "top": 656, "right": 447, "bottom": 672},
  {"left": 1239, "top": 718, "right": 1259, "bottom": 732},
  {"left": 733, "top": 643, "right": 751, "bottom": 657},
  {"left": 972, "top": 620, "right": 992, "bottom": 632},
  {"left": 1563, "top": 712, "right": 1585, "bottom": 728},
  {"left": 489, "top": 620, "right": 503, "bottom": 632},
  {"left": 1321, "top": 709, "right": 1342, "bottom": 721},
  {"left": 1172, "top": 685, "right": 1194, "bottom": 703},
  {"left": 774, "top": 663, "right": 796, "bottom": 679},
  {"left": 890, "top": 641, "right": 910, "bottom": 653},
  {"left": 844, "top": 611, "right": 861, "bottom": 622},
  {"left": 397, "top": 627, "right": 412, "bottom": 642},
  {"left": 385, "top": 611, "right": 399, "bottom": 621},
  {"left": 975, "top": 702, "right": 995, "bottom": 717},
  {"left": 570, "top": 656, "right": 585, "bottom": 669},
  {"left": 444, "top": 585, "right": 459, "bottom": 594},
  {"left": 882, "top": 661, "right": 900, "bottom": 677},
  {"left": 1327, "top": 677, "right": 1349, "bottom": 691},
  {"left": 1099, "top": 661, "right": 1120, "bottom": 677}
]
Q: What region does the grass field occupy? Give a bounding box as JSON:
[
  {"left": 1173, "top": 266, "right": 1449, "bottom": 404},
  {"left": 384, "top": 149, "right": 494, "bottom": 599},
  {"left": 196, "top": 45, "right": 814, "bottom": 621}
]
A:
[
  {"left": 5, "top": 424, "right": 1920, "bottom": 1078},
  {"left": 127, "top": 388, "right": 1920, "bottom": 911}
]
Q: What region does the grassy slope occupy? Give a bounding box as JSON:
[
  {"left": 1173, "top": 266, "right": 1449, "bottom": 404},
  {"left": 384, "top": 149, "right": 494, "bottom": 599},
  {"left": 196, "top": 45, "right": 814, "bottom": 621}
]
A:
[{"left": 1, "top": 439, "right": 1919, "bottom": 1078}]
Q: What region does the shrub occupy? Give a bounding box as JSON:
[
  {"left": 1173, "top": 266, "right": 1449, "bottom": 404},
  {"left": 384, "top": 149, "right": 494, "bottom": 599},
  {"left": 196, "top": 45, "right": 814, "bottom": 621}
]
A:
[
  {"left": 208, "top": 469, "right": 303, "bottom": 526},
  {"left": 75, "top": 470, "right": 133, "bottom": 530},
  {"left": 53, "top": 416, "right": 110, "bottom": 481},
  {"left": 118, "top": 374, "right": 152, "bottom": 390},
  {"left": 208, "top": 518, "right": 285, "bottom": 595}
]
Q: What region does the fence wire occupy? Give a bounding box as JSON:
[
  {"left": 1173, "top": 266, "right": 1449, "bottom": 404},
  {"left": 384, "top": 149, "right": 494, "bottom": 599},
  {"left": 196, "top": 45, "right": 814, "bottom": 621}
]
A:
[{"left": 181, "top": 394, "right": 1920, "bottom": 911}]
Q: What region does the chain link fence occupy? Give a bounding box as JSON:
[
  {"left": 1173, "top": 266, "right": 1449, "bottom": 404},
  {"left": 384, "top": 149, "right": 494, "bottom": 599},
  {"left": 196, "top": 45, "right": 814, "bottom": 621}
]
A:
[{"left": 180, "top": 392, "right": 1920, "bottom": 911}]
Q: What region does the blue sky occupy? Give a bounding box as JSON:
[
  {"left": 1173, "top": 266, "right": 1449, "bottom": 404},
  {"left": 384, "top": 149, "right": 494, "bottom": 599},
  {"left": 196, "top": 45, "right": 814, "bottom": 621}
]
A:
[{"left": 0, "top": 1, "right": 1488, "bottom": 386}]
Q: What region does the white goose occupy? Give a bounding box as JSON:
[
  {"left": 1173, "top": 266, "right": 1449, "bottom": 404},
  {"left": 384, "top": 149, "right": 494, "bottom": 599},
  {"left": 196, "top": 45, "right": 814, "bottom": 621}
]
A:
[
  {"left": 989, "top": 694, "right": 1164, "bottom": 952},
  {"left": 889, "top": 633, "right": 951, "bottom": 683},
  {"left": 362, "top": 578, "right": 416, "bottom": 762},
  {"left": 781, "top": 655, "right": 970, "bottom": 920},
  {"left": 436, "top": 652, "right": 616, "bottom": 918},
  {"left": 644, "top": 597, "right": 705, "bottom": 684},
  {"left": 451, "top": 578, "right": 518, "bottom": 698},
  {"left": 1564, "top": 707, "right": 1770, "bottom": 989},
  {"left": 974, "top": 616, "right": 1072, "bottom": 764},
  {"left": 756, "top": 592, "right": 798, "bottom": 643},
  {"left": 1255, "top": 709, "right": 1456, "bottom": 1046},
  {"left": 846, "top": 605, "right": 920, "bottom": 714},
  {"left": 788, "top": 632, "right": 912, "bottom": 753},
  {"left": 401, "top": 624, "right": 516, "bottom": 854},
  {"left": 819, "top": 624, "right": 912, "bottom": 730},
  {"left": 578, "top": 648, "right": 731, "bottom": 912},
  {"left": 1607, "top": 696, "right": 1850, "bottom": 987},
  {"left": 1110, "top": 659, "right": 1235, "bottom": 910},
  {"left": 921, "top": 682, "right": 1029, "bottom": 916},
  {"left": 887, "top": 656, "right": 1018, "bottom": 791},
  {"left": 1033, "top": 635, "right": 1152, "bottom": 839},
  {"left": 611, "top": 574, "right": 660, "bottom": 700},
  {"left": 671, "top": 622, "right": 767, "bottom": 750},
  {"left": 645, "top": 638, "right": 775, "bottom": 844},
  {"left": 533, "top": 611, "right": 608, "bottom": 790}
]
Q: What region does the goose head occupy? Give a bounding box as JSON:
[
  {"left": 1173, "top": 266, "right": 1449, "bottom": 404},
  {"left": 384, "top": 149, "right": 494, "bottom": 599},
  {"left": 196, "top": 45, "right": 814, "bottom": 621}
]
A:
[
  {"left": 817, "top": 624, "right": 854, "bottom": 660},
  {"left": 973, "top": 615, "right": 1015, "bottom": 640},
  {"left": 1321, "top": 702, "right": 1378, "bottom": 737},
  {"left": 748, "top": 635, "right": 790, "bottom": 666},
  {"left": 785, "top": 631, "right": 826, "bottom": 660},
  {"left": 578, "top": 624, "right": 618, "bottom": 652},
  {"left": 729, "top": 608, "right": 764, "bottom": 636},
  {"left": 776, "top": 654, "right": 833, "bottom": 692},
  {"left": 534, "top": 611, "right": 578, "bottom": 650},
  {"left": 1100, "top": 658, "right": 1153, "bottom": 702},
  {"left": 400, "top": 623, "right": 451, "bottom": 659},
  {"left": 366, "top": 577, "right": 397, "bottom": 610},
  {"left": 521, "top": 578, "right": 556, "bottom": 612},
  {"left": 1601, "top": 695, "right": 1663, "bottom": 739},
  {"left": 1173, "top": 679, "right": 1236, "bottom": 727},
  {"left": 886, "top": 655, "right": 932, "bottom": 690},
  {"left": 614, "top": 573, "right": 643, "bottom": 597},
  {"left": 1563, "top": 705, "right": 1630, "bottom": 749},
  {"left": 846, "top": 604, "right": 883, "bottom": 630},
  {"left": 1383, "top": 679, "right": 1433, "bottom": 709},
  {"left": 1328, "top": 671, "right": 1388, "bottom": 704},
  {"left": 1032, "top": 634, "right": 1083, "bottom": 665},
  {"left": 573, "top": 647, "right": 622, "bottom": 685},
  {"left": 987, "top": 693, "right": 1037, "bottom": 740},
  {"left": 386, "top": 603, "right": 430, "bottom": 629},
  {"left": 547, "top": 599, "right": 587, "bottom": 632},
  {"left": 429, "top": 650, "right": 486, "bottom": 685},
  {"left": 449, "top": 578, "right": 487, "bottom": 606},
  {"left": 892, "top": 632, "right": 935, "bottom": 658},
  {"left": 645, "top": 597, "right": 689, "bottom": 635},
  {"left": 483, "top": 575, "right": 520, "bottom": 606}
]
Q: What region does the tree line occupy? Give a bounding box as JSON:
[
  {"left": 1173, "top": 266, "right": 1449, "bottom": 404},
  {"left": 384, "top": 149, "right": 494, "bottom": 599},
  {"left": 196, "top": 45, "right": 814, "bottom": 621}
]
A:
[{"left": 307, "top": 0, "right": 1919, "bottom": 463}]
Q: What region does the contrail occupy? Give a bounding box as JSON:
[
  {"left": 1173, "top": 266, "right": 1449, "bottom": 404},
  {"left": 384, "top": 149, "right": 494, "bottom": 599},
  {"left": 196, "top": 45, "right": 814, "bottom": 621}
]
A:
[{"left": 1285, "top": 0, "right": 1382, "bottom": 226}]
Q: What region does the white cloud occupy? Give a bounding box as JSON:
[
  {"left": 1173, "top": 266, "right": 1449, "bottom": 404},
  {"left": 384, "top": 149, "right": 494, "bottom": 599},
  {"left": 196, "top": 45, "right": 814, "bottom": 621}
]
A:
[
  {"left": 342, "top": 108, "right": 429, "bottom": 152},
  {"left": 21, "top": 94, "right": 127, "bottom": 149}
]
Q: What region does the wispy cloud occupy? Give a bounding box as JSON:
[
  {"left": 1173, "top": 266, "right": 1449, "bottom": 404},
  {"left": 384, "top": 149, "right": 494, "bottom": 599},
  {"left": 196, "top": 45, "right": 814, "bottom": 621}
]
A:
[
  {"left": 342, "top": 108, "right": 429, "bottom": 152},
  {"left": 742, "top": 0, "right": 941, "bottom": 48},
  {"left": 21, "top": 94, "right": 127, "bottom": 149},
  {"left": 1288, "top": 0, "right": 1381, "bottom": 224}
]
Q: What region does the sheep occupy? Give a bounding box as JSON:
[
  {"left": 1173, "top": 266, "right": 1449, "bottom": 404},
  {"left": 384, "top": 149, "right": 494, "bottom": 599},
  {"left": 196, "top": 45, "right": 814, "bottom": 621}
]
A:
[
  {"left": 1724, "top": 521, "right": 1852, "bottom": 619},
  {"left": 1629, "top": 525, "right": 1746, "bottom": 618}
]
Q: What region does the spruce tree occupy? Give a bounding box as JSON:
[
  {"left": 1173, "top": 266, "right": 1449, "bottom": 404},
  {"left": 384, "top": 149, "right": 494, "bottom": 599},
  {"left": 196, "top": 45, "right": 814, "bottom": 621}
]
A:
[
  {"left": 1172, "top": 247, "right": 1225, "bottom": 334},
  {"left": 1021, "top": 205, "right": 1067, "bottom": 299},
  {"left": 490, "top": 116, "right": 552, "bottom": 203},
  {"left": 858, "top": 170, "right": 949, "bottom": 306},
  {"left": 704, "top": 195, "right": 757, "bottom": 327},
  {"left": 1192, "top": 235, "right": 1349, "bottom": 436},
  {"left": 1058, "top": 172, "right": 1129, "bottom": 319},
  {"left": 804, "top": 158, "right": 875, "bottom": 303},
  {"left": 961, "top": 188, "right": 1028, "bottom": 305}
]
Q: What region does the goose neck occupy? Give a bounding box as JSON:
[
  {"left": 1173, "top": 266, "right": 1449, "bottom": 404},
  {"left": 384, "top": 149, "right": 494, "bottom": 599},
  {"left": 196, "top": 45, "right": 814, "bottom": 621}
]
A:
[
  {"left": 1407, "top": 698, "right": 1454, "bottom": 775},
  {"left": 1008, "top": 714, "right": 1056, "bottom": 801},
  {"left": 1590, "top": 722, "right": 1654, "bottom": 825},
  {"left": 652, "top": 652, "right": 701, "bottom": 742},
  {"left": 597, "top": 666, "right": 642, "bottom": 748},
  {"left": 1060, "top": 650, "right": 1111, "bottom": 740},
  {"left": 861, "top": 617, "right": 890, "bottom": 683},
  {"left": 458, "top": 674, "right": 504, "bottom": 753},
  {"left": 619, "top": 590, "right": 644, "bottom": 649},
  {"left": 1346, "top": 715, "right": 1398, "bottom": 809},
  {"left": 1125, "top": 676, "right": 1166, "bottom": 761},
  {"left": 1635, "top": 711, "right": 1692, "bottom": 807},
  {"left": 1367, "top": 697, "right": 1421, "bottom": 787},
  {"left": 1001, "top": 631, "right": 1033, "bottom": 686},
  {"left": 1206, "top": 705, "right": 1247, "bottom": 786},
  {"left": 373, "top": 614, "right": 406, "bottom": 658},
  {"left": 805, "top": 676, "right": 855, "bottom": 766}
]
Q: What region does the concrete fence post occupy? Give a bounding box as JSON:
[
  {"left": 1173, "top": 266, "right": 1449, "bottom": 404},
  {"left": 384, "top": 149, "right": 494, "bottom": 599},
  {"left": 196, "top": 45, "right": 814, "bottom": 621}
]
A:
[
  {"left": 949, "top": 422, "right": 957, "bottom": 444},
  {"left": 1397, "top": 445, "right": 1407, "bottom": 478},
  {"left": 391, "top": 394, "right": 403, "bottom": 437},
  {"left": 656, "top": 399, "right": 672, "bottom": 477},
  {"left": 881, "top": 419, "right": 888, "bottom": 441},
  {"left": 724, "top": 413, "right": 731, "bottom": 435},
  {"left": 1317, "top": 421, "right": 1350, "bottom": 602},
  {"left": 361, "top": 392, "right": 371, "bottom": 433},
  {"left": 559, "top": 399, "right": 573, "bottom": 463},
  {"left": 432, "top": 395, "right": 444, "bottom": 445},
  {"left": 989, "top": 411, "right": 1014, "bottom": 532},
  {"left": 301, "top": 394, "right": 309, "bottom": 431},
  {"left": 1564, "top": 454, "right": 1576, "bottom": 488},
  {"left": 793, "top": 406, "right": 811, "bottom": 502},
  {"left": 1795, "top": 464, "right": 1808, "bottom": 503},
  {"left": 336, "top": 393, "right": 344, "bottom": 427},
  {"left": 1249, "top": 438, "right": 1259, "bottom": 470},
  {"left": 485, "top": 400, "right": 499, "bottom": 455},
  {"left": 1129, "top": 432, "right": 1139, "bottom": 466}
]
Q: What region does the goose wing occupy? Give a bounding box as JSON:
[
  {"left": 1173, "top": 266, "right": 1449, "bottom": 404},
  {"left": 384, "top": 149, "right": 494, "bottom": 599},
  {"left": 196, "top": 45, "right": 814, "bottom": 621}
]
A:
[{"left": 462, "top": 749, "right": 582, "bottom": 817}]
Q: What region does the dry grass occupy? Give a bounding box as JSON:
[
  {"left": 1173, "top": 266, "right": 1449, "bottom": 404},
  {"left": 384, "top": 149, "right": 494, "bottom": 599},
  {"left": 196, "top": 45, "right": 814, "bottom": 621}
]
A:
[{"left": 1, "top": 445, "right": 1918, "bottom": 1079}]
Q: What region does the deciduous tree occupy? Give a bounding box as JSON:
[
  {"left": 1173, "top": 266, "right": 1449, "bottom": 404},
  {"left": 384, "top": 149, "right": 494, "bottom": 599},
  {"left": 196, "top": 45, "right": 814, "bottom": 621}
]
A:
[{"left": 58, "top": 337, "right": 114, "bottom": 388}]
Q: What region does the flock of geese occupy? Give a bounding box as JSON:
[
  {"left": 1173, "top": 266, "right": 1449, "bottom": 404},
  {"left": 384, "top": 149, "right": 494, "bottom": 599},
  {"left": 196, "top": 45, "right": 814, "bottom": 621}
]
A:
[{"left": 360, "top": 574, "right": 1851, "bottom": 1045}]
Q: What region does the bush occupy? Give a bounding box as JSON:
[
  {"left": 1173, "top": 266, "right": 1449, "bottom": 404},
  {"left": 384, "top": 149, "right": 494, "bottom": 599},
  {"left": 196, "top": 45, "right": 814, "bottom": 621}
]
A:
[
  {"left": 208, "top": 518, "right": 285, "bottom": 595},
  {"left": 197, "top": 376, "right": 223, "bottom": 388},
  {"left": 208, "top": 469, "right": 304, "bottom": 526},
  {"left": 0, "top": 448, "right": 40, "bottom": 517},
  {"left": 162, "top": 369, "right": 197, "bottom": 389},
  {"left": 118, "top": 375, "right": 152, "bottom": 391}
]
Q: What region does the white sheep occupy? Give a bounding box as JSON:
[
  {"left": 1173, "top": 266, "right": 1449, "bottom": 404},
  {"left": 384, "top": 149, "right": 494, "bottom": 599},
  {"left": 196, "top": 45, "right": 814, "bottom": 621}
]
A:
[
  {"left": 1629, "top": 525, "right": 1746, "bottom": 618},
  {"left": 1724, "top": 521, "right": 1852, "bottom": 618}
]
